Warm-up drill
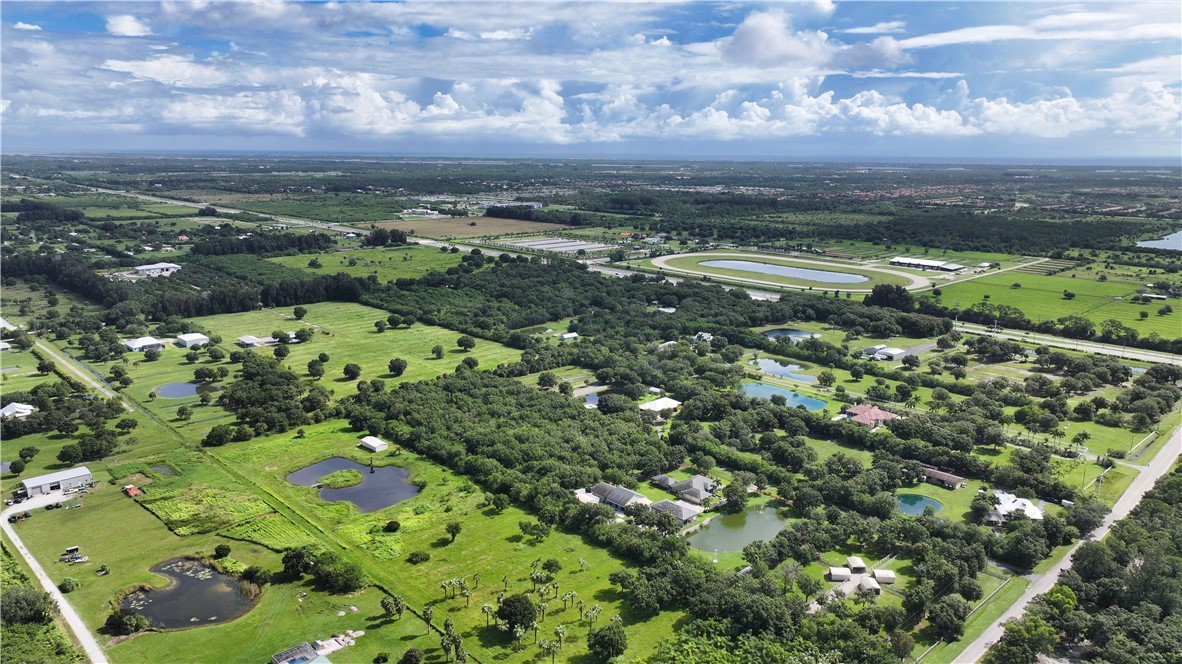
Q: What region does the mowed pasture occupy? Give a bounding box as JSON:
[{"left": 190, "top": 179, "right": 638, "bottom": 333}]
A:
[
  {"left": 188, "top": 302, "right": 522, "bottom": 387},
  {"left": 374, "top": 215, "right": 569, "bottom": 239},
  {"left": 935, "top": 270, "right": 1179, "bottom": 337},
  {"left": 215, "top": 421, "right": 684, "bottom": 662},
  {"left": 268, "top": 245, "right": 466, "bottom": 282}
]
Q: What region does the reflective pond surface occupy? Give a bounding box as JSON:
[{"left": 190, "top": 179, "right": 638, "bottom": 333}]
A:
[
  {"left": 700, "top": 260, "right": 869, "bottom": 284},
  {"left": 897, "top": 493, "right": 943, "bottom": 516},
  {"left": 687, "top": 506, "right": 790, "bottom": 553},
  {"left": 286, "top": 457, "right": 419, "bottom": 513},
  {"left": 753, "top": 358, "right": 817, "bottom": 383},
  {"left": 1136, "top": 230, "right": 1182, "bottom": 251},
  {"left": 155, "top": 382, "right": 221, "bottom": 399},
  {"left": 740, "top": 382, "right": 826, "bottom": 410},
  {"left": 766, "top": 328, "right": 820, "bottom": 342},
  {"left": 121, "top": 559, "right": 254, "bottom": 629}
]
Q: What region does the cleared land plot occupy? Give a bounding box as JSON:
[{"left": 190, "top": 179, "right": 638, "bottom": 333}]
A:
[
  {"left": 643, "top": 252, "right": 916, "bottom": 291},
  {"left": 268, "top": 245, "right": 466, "bottom": 282},
  {"left": 935, "top": 271, "right": 1180, "bottom": 337},
  {"left": 189, "top": 302, "right": 521, "bottom": 387},
  {"left": 374, "top": 216, "right": 568, "bottom": 239}
]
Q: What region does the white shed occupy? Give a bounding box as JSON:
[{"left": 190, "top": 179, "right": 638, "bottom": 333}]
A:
[
  {"left": 359, "top": 436, "right": 389, "bottom": 453},
  {"left": 175, "top": 333, "right": 210, "bottom": 348},
  {"left": 873, "top": 569, "right": 897, "bottom": 584},
  {"left": 639, "top": 397, "right": 683, "bottom": 412},
  {"left": 828, "top": 567, "right": 851, "bottom": 581},
  {"left": 874, "top": 348, "right": 908, "bottom": 361},
  {"left": 560, "top": 332, "right": 580, "bottom": 342},
  {"left": 1, "top": 402, "right": 36, "bottom": 420},
  {"left": 124, "top": 336, "right": 164, "bottom": 352},
  {"left": 846, "top": 556, "right": 867, "bottom": 572},
  {"left": 19, "top": 466, "right": 92, "bottom": 497},
  {"left": 859, "top": 577, "right": 881, "bottom": 594}
]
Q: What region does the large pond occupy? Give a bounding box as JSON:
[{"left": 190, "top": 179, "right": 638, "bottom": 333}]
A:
[
  {"left": 700, "top": 260, "right": 869, "bottom": 284},
  {"left": 1136, "top": 230, "right": 1182, "bottom": 251},
  {"left": 155, "top": 382, "right": 221, "bottom": 399},
  {"left": 897, "top": 493, "right": 943, "bottom": 516},
  {"left": 687, "top": 505, "right": 790, "bottom": 553},
  {"left": 740, "top": 382, "right": 826, "bottom": 410},
  {"left": 286, "top": 457, "right": 419, "bottom": 513},
  {"left": 753, "top": 358, "right": 817, "bottom": 383},
  {"left": 120, "top": 559, "right": 254, "bottom": 629},
  {"left": 766, "top": 328, "right": 820, "bottom": 342}
]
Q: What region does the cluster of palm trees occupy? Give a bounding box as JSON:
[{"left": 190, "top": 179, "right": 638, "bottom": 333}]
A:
[{"left": 439, "top": 574, "right": 478, "bottom": 606}]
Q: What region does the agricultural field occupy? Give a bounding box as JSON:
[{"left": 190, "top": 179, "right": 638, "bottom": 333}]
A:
[
  {"left": 222, "top": 193, "right": 409, "bottom": 224},
  {"left": 375, "top": 216, "right": 569, "bottom": 239},
  {"left": 268, "top": 245, "right": 466, "bottom": 282},
  {"left": 635, "top": 251, "right": 917, "bottom": 291},
  {"left": 187, "top": 302, "right": 522, "bottom": 387}
]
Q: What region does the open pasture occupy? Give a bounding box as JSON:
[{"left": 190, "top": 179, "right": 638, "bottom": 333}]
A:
[
  {"left": 268, "top": 245, "right": 466, "bottom": 282},
  {"left": 374, "top": 215, "right": 569, "bottom": 239}
]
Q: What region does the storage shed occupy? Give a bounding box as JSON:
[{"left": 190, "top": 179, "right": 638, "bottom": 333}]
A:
[
  {"left": 19, "top": 466, "right": 92, "bottom": 497},
  {"left": 873, "top": 569, "right": 897, "bottom": 584},
  {"left": 124, "top": 336, "right": 164, "bottom": 352},
  {"left": 175, "top": 333, "right": 210, "bottom": 348},
  {"left": 359, "top": 436, "right": 389, "bottom": 453},
  {"left": 846, "top": 556, "right": 867, "bottom": 573},
  {"left": 828, "top": 567, "right": 851, "bottom": 581},
  {"left": 859, "top": 577, "right": 881, "bottom": 594}
]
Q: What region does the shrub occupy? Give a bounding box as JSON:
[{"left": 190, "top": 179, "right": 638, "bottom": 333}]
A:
[
  {"left": 1, "top": 587, "right": 58, "bottom": 623},
  {"left": 374, "top": 654, "right": 390, "bottom": 664},
  {"left": 407, "top": 551, "right": 430, "bottom": 564},
  {"left": 214, "top": 544, "right": 232, "bottom": 559},
  {"left": 104, "top": 608, "right": 148, "bottom": 635},
  {"left": 384, "top": 520, "right": 401, "bottom": 533},
  {"left": 59, "top": 577, "right": 80, "bottom": 594}
]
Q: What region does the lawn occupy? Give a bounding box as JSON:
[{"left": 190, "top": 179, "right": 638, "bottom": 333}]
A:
[
  {"left": 1, "top": 278, "right": 103, "bottom": 327},
  {"left": 268, "top": 245, "right": 465, "bottom": 283},
  {"left": 375, "top": 216, "right": 570, "bottom": 239},
  {"left": 918, "top": 573, "right": 1029, "bottom": 664}
]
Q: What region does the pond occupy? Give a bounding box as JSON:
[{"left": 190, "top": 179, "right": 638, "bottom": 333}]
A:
[
  {"left": 740, "top": 382, "right": 826, "bottom": 410},
  {"left": 584, "top": 392, "right": 599, "bottom": 406},
  {"left": 1136, "top": 230, "right": 1182, "bottom": 251},
  {"left": 687, "top": 505, "right": 790, "bottom": 553},
  {"left": 286, "top": 457, "right": 419, "bottom": 513},
  {"left": 155, "top": 382, "right": 222, "bottom": 399},
  {"left": 120, "top": 559, "right": 254, "bottom": 629},
  {"left": 699, "top": 260, "right": 869, "bottom": 284},
  {"left": 897, "top": 493, "right": 943, "bottom": 516},
  {"left": 752, "top": 358, "right": 817, "bottom": 383},
  {"left": 766, "top": 328, "right": 820, "bottom": 342}
]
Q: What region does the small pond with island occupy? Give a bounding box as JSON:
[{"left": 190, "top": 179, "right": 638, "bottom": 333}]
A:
[
  {"left": 897, "top": 493, "right": 943, "bottom": 516},
  {"left": 120, "top": 559, "right": 254, "bottom": 629},
  {"left": 286, "top": 457, "right": 419, "bottom": 513}
]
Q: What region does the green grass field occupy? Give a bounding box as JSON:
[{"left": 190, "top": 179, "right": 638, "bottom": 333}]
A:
[{"left": 268, "top": 245, "right": 465, "bottom": 283}]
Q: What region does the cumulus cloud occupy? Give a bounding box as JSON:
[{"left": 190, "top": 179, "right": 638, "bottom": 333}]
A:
[
  {"left": 12, "top": 22, "right": 42, "bottom": 31},
  {"left": 840, "top": 21, "right": 906, "bottom": 35},
  {"left": 722, "top": 10, "right": 833, "bottom": 68},
  {"left": 106, "top": 15, "right": 152, "bottom": 37}
]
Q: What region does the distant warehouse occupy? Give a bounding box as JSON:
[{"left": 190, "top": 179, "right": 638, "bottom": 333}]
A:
[{"left": 889, "top": 256, "right": 966, "bottom": 272}]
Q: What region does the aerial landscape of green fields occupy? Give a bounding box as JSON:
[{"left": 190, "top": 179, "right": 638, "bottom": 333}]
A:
[{"left": 2, "top": 2, "right": 1181, "bottom": 664}]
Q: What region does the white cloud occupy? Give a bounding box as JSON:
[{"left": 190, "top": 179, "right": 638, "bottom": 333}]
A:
[
  {"left": 106, "top": 15, "right": 152, "bottom": 37},
  {"left": 12, "top": 22, "right": 42, "bottom": 31},
  {"left": 100, "top": 55, "right": 229, "bottom": 88},
  {"left": 840, "top": 21, "right": 906, "bottom": 35},
  {"left": 722, "top": 10, "right": 833, "bottom": 68}
]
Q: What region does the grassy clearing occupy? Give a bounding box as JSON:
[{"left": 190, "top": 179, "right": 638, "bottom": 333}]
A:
[
  {"left": 268, "top": 245, "right": 465, "bottom": 283},
  {"left": 134, "top": 451, "right": 275, "bottom": 536},
  {"left": 1, "top": 279, "right": 103, "bottom": 326},
  {"left": 375, "top": 216, "right": 569, "bottom": 239}
]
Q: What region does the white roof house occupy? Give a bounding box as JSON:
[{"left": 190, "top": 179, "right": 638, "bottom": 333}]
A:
[
  {"left": 874, "top": 347, "right": 908, "bottom": 361},
  {"left": 988, "top": 491, "right": 1044, "bottom": 523},
  {"left": 639, "top": 397, "right": 683, "bottom": 412},
  {"left": 1, "top": 402, "right": 36, "bottom": 420},
  {"left": 828, "top": 567, "right": 851, "bottom": 581},
  {"left": 175, "top": 333, "right": 210, "bottom": 347},
  {"left": 132, "top": 262, "right": 181, "bottom": 276},
  {"left": 873, "top": 569, "right": 897, "bottom": 584},
  {"left": 124, "top": 336, "right": 164, "bottom": 352},
  {"left": 359, "top": 436, "right": 389, "bottom": 452},
  {"left": 560, "top": 332, "right": 580, "bottom": 341}
]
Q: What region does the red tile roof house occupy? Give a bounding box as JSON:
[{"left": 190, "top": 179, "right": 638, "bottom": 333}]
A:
[{"left": 844, "top": 403, "right": 901, "bottom": 428}]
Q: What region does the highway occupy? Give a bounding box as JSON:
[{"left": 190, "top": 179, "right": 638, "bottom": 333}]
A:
[{"left": 953, "top": 322, "right": 1182, "bottom": 366}]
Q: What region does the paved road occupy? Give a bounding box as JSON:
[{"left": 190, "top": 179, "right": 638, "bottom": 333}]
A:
[
  {"left": 954, "top": 322, "right": 1182, "bottom": 366},
  {"left": 2, "top": 494, "right": 108, "bottom": 663},
  {"left": 650, "top": 251, "right": 931, "bottom": 293},
  {"left": 959, "top": 419, "right": 1182, "bottom": 663},
  {"left": 33, "top": 340, "right": 130, "bottom": 411}
]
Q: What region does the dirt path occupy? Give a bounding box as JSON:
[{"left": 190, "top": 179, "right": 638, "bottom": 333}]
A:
[
  {"left": 2, "top": 495, "right": 108, "bottom": 663},
  {"left": 33, "top": 340, "right": 130, "bottom": 411}
]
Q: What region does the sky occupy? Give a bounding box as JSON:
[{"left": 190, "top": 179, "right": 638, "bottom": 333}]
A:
[{"left": 1, "top": 0, "right": 1180, "bottom": 161}]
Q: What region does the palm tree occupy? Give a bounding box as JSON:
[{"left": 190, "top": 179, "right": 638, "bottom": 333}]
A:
[
  {"left": 512, "top": 625, "right": 525, "bottom": 651},
  {"left": 586, "top": 604, "right": 601, "bottom": 635},
  {"left": 481, "top": 603, "right": 495, "bottom": 626},
  {"left": 579, "top": 558, "right": 587, "bottom": 571},
  {"left": 538, "top": 602, "right": 548, "bottom": 622},
  {"left": 441, "top": 580, "right": 450, "bottom": 599},
  {"left": 502, "top": 574, "right": 509, "bottom": 591},
  {"left": 577, "top": 599, "right": 586, "bottom": 620},
  {"left": 462, "top": 588, "right": 472, "bottom": 607},
  {"left": 540, "top": 639, "right": 559, "bottom": 663},
  {"left": 423, "top": 606, "right": 434, "bottom": 634},
  {"left": 554, "top": 624, "right": 567, "bottom": 649},
  {"left": 561, "top": 591, "right": 575, "bottom": 610},
  {"left": 531, "top": 621, "right": 540, "bottom": 643},
  {"left": 472, "top": 572, "right": 480, "bottom": 590},
  {"left": 551, "top": 581, "right": 560, "bottom": 598}
]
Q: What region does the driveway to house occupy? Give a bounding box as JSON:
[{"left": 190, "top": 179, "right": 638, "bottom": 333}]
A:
[
  {"left": 959, "top": 419, "right": 1182, "bottom": 662},
  {"left": 2, "top": 493, "right": 108, "bottom": 663}
]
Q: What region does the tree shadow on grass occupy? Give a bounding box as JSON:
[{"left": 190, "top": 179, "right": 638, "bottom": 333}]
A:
[{"left": 429, "top": 537, "right": 452, "bottom": 549}]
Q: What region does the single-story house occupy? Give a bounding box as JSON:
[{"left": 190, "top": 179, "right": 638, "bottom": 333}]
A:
[
  {"left": 873, "top": 569, "right": 896, "bottom": 584},
  {"left": 922, "top": 466, "right": 965, "bottom": 489},
  {"left": 586, "top": 482, "right": 651, "bottom": 510},
  {"left": 639, "top": 397, "right": 683, "bottom": 413},
  {"left": 862, "top": 344, "right": 887, "bottom": 356},
  {"left": 271, "top": 643, "right": 324, "bottom": 664},
  {"left": 985, "top": 491, "right": 1044, "bottom": 524},
  {"left": 692, "top": 332, "right": 715, "bottom": 343},
  {"left": 18, "top": 466, "right": 92, "bottom": 497},
  {"left": 651, "top": 499, "right": 703, "bottom": 525},
  {"left": 846, "top": 556, "right": 867, "bottom": 573},
  {"left": 660, "top": 475, "right": 718, "bottom": 505},
  {"left": 828, "top": 567, "right": 852, "bottom": 581},
  {"left": 237, "top": 333, "right": 298, "bottom": 348},
  {"left": 845, "top": 404, "right": 901, "bottom": 428},
  {"left": 175, "top": 332, "right": 210, "bottom": 348},
  {"left": 124, "top": 336, "right": 164, "bottom": 352},
  {"left": 359, "top": 436, "right": 389, "bottom": 453},
  {"left": 651, "top": 474, "right": 677, "bottom": 489},
  {"left": 874, "top": 347, "right": 908, "bottom": 361},
  {"left": 132, "top": 262, "right": 181, "bottom": 277},
  {"left": 559, "top": 332, "right": 580, "bottom": 342},
  {"left": 859, "top": 577, "right": 881, "bottom": 594},
  {"left": 1, "top": 402, "right": 36, "bottom": 420}
]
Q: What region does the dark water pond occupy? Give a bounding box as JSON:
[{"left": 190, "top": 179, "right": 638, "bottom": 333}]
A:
[
  {"left": 286, "top": 457, "right": 419, "bottom": 513},
  {"left": 120, "top": 559, "right": 254, "bottom": 629},
  {"left": 740, "top": 382, "right": 826, "bottom": 410},
  {"left": 688, "top": 506, "right": 790, "bottom": 553},
  {"left": 766, "top": 328, "right": 820, "bottom": 342},
  {"left": 897, "top": 493, "right": 943, "bottom": 516},
  {"left": 1136, "top": 230, "right": 1182, "bottom": 251},
  {"left": 700, "top": 260, "right": 869, "bottom": 284},
  {"left": 155, "top": 382, "right": 221, "bottom": 399},
  {"left": 753, "top": 358, "right": 817, "bottom": 383}
]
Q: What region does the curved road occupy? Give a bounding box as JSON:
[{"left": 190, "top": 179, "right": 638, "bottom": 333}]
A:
[
  {"left": 959, "top": 419, "right": 1182, "bottom": 663},
  {"left": 650, "top": 252, "right": 931, "bottom": 293},
  {"left": 2, "top": 494, "right": 107, "bottom": 663}
]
